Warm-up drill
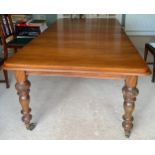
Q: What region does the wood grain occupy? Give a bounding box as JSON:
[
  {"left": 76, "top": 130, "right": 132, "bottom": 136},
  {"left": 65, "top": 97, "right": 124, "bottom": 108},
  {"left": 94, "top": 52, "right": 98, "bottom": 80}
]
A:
[
  {"left": 15, "top": 71, "right": 35, "bottom": 130},
  {"left": 122, "top": 76, "right": 139, "bottom": 137},
  {"left": 3, "top": 19, "right": 151, "bottom": 78}
]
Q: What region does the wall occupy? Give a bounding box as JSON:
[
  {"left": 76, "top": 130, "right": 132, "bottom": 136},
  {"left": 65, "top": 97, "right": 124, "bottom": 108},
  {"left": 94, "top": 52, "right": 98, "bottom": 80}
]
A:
[
  {"left": 116, "top": 14, "right": 122, "bottom": 24},
  {"left": 45, "top": 14, "right": 57, "bottom": 26},
  {"left": 57, "top": 14, "right": 116, "bottom": 19},
  {"left": 32, "top": 14, "right": 57, "bottom": 26},
  {"left": 125, "top": 14, "right": 155, "bottom": 36}
]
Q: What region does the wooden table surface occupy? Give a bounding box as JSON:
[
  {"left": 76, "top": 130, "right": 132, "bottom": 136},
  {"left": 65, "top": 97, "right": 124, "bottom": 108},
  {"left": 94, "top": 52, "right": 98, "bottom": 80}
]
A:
[
  {"left": 3, "top": 18, "right": 151, "bottom": 137},
  {"left": 4, "top": 19, "right": 150, "bottom": 77}
]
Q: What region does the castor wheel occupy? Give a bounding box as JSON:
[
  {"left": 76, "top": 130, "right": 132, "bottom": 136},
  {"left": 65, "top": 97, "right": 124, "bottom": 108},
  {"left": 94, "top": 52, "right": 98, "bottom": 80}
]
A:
[
  {"left": 125, "top": 131, "right": 131, "bottom": 138},
  {"left": 26, "top": 123, "right": 36, "bottom": 131}
]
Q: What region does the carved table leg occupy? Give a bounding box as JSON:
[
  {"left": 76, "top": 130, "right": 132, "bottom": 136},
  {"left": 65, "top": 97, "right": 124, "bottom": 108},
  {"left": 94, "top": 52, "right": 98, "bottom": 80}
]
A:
[
  {"left": 122, "top": 76, "right": 139, "bottom": 137},
  {"left": 15, "top": 71, "right": 36, "bottom": 130}
]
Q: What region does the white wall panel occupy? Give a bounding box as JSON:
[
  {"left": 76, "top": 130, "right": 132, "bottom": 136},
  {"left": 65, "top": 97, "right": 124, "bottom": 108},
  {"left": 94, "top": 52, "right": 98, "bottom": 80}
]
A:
[{"left": 125, "top": 14, "right": 155, "bottom": 35}]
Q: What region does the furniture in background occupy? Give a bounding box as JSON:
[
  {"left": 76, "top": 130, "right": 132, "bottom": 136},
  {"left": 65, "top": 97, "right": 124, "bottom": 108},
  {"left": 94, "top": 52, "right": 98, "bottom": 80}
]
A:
[
  {"left": 70, "top": 14, "right": 85, "bottom": 19},
  {"left": 144, "top": 43, "right": 155, "bottom": 82},
  {"left": 3, "top": 19, "right": 151, "bottom": 137},
  {"left": 0, "top": 14, "right": 33, "bottom": 54},
  {"left": 60, "top": 14, "right": 84, "bottom": 19},
  {"left": 15, "top": 19, "right": 48, "bottom": 37},
  {"left": 0, "top": 36, "right": 9, "bottom": 88},
  {"left": 11, "top": 14, "right": 32, "bottom": 24},
  {"left": 59, "top": 14, "right": 116, "bottom": 19}
]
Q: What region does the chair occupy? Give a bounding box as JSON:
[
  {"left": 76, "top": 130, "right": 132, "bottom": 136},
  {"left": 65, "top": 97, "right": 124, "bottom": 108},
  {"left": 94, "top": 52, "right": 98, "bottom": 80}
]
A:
[
  {"left": 0, "top": 35, "right": 9, "bottom": 88},
  {"left": 144, "top": 43, "right": 155, "bottom": 82},
  {"left": 0, "top": 14, "right": 33, "bottom": 54}
]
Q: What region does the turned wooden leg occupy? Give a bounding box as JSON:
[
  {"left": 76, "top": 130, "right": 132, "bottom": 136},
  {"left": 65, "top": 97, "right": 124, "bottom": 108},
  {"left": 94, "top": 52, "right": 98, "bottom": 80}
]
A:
[
  {"left": 122, "top": 76, "right": 139, "bottom": 137},
  {"left": 15, "top": 71, "right": 36, "bottom": 130}
]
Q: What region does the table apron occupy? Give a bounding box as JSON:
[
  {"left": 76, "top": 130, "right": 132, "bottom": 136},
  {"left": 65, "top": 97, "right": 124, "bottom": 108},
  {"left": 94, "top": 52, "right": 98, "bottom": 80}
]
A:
[{"left": 25, "top": 70, "right": 136, "bottom": 80}]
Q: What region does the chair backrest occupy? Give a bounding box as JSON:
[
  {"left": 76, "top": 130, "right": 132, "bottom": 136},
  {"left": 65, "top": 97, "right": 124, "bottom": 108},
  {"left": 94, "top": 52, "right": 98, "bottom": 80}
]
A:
[
  {"left": 0, "top": 14, "right": 15, "bottom": 58},
  {"left": 0, "top": 15, "right": 15, "bottom": 44},
  {"left": 0, "top": 15, "right": 12, "bottom": 59},
  {"left": 0, "top": 32, "right": 8, "bottom": 59},
  {"left": 0, "top": 15, "right": 15, "bottom": 37}
]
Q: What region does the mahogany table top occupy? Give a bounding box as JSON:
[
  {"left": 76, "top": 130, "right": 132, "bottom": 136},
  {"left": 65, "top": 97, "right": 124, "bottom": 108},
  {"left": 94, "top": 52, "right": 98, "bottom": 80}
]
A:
[{"left": 3, "top": 19, "right": 151, "bottom": 78}]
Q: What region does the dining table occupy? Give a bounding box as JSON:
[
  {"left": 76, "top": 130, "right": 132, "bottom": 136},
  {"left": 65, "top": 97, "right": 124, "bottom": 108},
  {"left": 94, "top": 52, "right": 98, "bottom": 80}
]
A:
[{"left": 3, "top": 18, "right": 151, "bottom": 137}]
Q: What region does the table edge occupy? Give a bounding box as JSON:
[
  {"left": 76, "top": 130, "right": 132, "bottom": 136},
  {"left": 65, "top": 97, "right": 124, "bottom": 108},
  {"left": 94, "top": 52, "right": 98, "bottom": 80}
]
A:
[{"left": 3, "top": 63, "right": 151, "bottom": 80}]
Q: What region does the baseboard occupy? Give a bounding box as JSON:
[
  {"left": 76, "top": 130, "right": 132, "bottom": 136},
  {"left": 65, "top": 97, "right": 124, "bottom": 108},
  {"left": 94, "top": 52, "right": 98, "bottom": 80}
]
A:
[{"left": 126, "top": 31, "right": 155, "bottom": 36}]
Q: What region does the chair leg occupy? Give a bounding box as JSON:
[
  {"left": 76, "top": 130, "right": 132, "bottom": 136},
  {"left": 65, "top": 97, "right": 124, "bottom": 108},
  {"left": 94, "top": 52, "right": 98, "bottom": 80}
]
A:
[
  {"left": 152, "top": 56, "right": 155, "bottom": 82},
  {"left": 3, "top": 70, "right": 10, "bottom": 88},
  {"left": 144, "top": 45, "right": 148, "bottom": 62}
]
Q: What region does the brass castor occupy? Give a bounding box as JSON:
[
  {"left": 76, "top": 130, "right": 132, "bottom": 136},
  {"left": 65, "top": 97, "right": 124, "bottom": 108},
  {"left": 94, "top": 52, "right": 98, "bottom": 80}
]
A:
[
  {"left": 125, "top": 131, "right": 131, "bottom": 138},
  {"left": 26, "top": 123, "right": 36, "bottom": 131}
]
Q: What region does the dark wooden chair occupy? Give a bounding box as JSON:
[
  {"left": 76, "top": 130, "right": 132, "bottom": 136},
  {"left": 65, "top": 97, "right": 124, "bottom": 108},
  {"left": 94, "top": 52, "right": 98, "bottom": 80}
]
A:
[
  {"left": 144, "top": 43, "right": 155, "bottom": 82},
  {"left": 0, "top": 36, "right": 9, "bottom": 88},
  {"left": 0, "top": 14, "right": 33, "bottom": 55}
]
